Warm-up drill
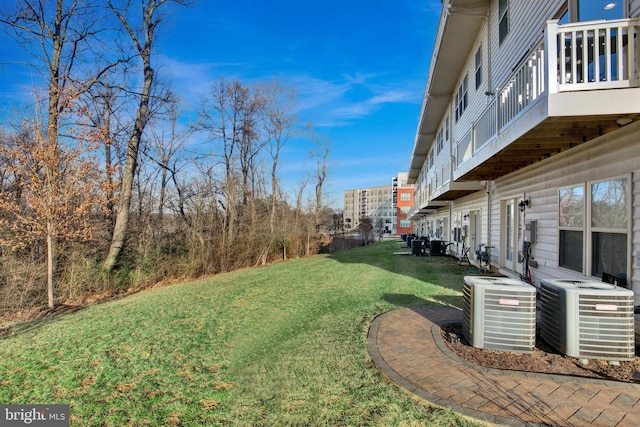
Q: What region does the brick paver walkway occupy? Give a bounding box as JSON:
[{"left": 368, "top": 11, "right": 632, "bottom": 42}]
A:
[{"left": 368, "top": 306, "right": 640, "bottom": 426}]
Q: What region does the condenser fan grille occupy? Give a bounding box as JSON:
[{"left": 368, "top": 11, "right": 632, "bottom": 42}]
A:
[
  {"left": 577, "top": 294, "right": 634, "bottom": 359},
  {"left": 463, "top": 277, "right": 536, "bottom": 353},
  {"left": 539, "top": 279, "right": 635, "bottom": 362}
]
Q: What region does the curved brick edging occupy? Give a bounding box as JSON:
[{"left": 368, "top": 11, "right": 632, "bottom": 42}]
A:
[
  {"left": 367, "top": 310, "right": 529, "bottom": 426},
  {"left": 367, "top": 307, "right": 640, "bottom": 427}
]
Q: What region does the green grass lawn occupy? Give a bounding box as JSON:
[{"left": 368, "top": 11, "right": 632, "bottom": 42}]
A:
[{"left": 0, "top": 240, "right": 484, "bottom": 426}]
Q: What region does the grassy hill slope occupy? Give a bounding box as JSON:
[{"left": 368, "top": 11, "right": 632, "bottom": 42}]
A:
[{"left": 0, "top": 240, "right": 481, "bottom": 426}]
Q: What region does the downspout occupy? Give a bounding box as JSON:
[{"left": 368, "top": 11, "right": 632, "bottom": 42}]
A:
[
  {"left": 486, "top": 10, "right": 493, "bottom": 102},
  {"left": 484, "top": 10, "right": 493, "bottom": 267},
  {"left": 486, "top": 182, "right": 492, "bottom": 267},
  {"left": 449, "top": 94, "right": 454, "bottom": 251}
]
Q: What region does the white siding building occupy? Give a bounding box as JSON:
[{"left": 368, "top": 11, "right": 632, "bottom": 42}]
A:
[{"left": 408, "top": 0, "right": 640, "bottom": 302}]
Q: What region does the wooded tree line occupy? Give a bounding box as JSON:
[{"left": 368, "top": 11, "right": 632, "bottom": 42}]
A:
[{"left": 0, "top": 0, "right": 337, "bottom": 313}]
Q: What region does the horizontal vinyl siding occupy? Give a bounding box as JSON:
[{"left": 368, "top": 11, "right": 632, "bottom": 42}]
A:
[
  {"left": 488, "top": 0, "right": 563, "bottom": 91},
  {"left": 490, "top": 121, "right": 640, "bottom": 302},
  {"left": 414, "top": 206, "right": 451, "bottom": 237},
  {"left": 632, "top": 0, "right": 640, "bottom": 18},
  {"left": 446, "top": 20, "right": 493, "bottom": 180},
  {"left": 452, "top": 20, "right": 489, "bottom": 150}
]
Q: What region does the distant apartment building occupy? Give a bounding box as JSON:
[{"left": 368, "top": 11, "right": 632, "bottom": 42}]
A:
[
  {"left": 343, "top": 173, "right": 414, "bottom": 235},
  {"left": 343, "top": 185, "right": 394, "bottom": 234},
  {"left": 393, "top": 172, "right": 414, "bottom": 235}
]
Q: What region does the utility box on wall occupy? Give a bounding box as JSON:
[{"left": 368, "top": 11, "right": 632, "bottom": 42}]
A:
[{"left": 524, "top": 220, "right": 537, "bottom": 243}]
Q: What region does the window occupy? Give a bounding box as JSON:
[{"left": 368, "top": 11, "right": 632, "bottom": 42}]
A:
[
  {"left": 400, "top": 206, "right": 410, "bottom": 214},
  {"left": 560, "top": 2, "right": 624, "bottom": 25},
  {"left": 429, "top": 149, "right": 434, "bottom": 168},
  {"left": 475, "top": 45, "right": 482, "bottom": 89},
  {"left": 444, "top": 115, "right": 449, "bottom": 142},
  {"left": 455, "top": 75, "right": 468, "bottom": 122},
  {"left": 436, "top": 129, "right": 443, "bottom": 154},
  {"left": 558, "top": 177, "right": 629, "bottom": 281},
  {"left": 577, "top": 0, "right": 623, "bottom": 21},
  {"left": 499, "top": 0, "right": 509, "bottom": 44},
  {"left": 591, "top": 178, "right": 628, "bottom": 279},
  {"left": 505, "top": 201, "right": 514, "bottom": 262},
  {"left": 400, "top": 220, "right": 411, "bottom": 228},
  {"left": 559, "top": 185, "right": 584, "bottom": 272},
  {"left": 400, "top": 193, "right": 411, "bottom": 201}
]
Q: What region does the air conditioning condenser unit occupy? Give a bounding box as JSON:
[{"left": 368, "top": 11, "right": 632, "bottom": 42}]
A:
[
  {"left": 539, "top": 279, "right": 635, "bottom": 362},
  {"left": 462, "top": 276, "right": 536, "bottom": 353}
]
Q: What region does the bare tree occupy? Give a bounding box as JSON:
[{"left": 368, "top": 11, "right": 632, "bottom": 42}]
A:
[
  {"left": 238, "top": 89, "right": 265, "bottom": 208},
  {"left": 103, "top": 0, "right": 191, "bottom": 271},
  {"left": 291, "top": 175, "right": 310, "bottom": 258},
  {"left": 198, "top": 78, "right": 267, "bottom": 271},
  {"left": 309, "top": 130, "right": 330, "bottom": 230},
  {"left": 258, "top": 81, "right": 297, "bottom": 234},
  {"left": 0, "top": 1, "right": 117, "bottom": 140},
  {"left": 358, "top": 216, "right": 374, "bottom": 244},
  {"left": 245, "top": 82, "right": 297, "bottom": 264},
  {"left": 81, "top": 76, "right": 131, "bottom": 239},
  {"left": 144, "top": 94, "right": 194, "bottom": 243}
]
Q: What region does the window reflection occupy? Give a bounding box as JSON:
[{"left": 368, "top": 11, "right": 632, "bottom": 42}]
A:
[
  {"left": 559, "top": 186, "right": 584, "bottom": 227},
  {"left": 559, "top": 1, "right": 625, "bottom": 24},
  {"left": 591, "top": 178, "right": 628, "bottom": 229},
  {"left": 578, "top": 0, "right": 623, "bottom": 21}
]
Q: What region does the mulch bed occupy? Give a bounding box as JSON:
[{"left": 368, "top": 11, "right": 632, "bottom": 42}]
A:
[{"left": 441, "top": 323, "right": 640, "bottom": 383}]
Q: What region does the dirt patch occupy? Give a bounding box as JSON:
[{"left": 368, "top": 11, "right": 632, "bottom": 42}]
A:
[
  {"left": 441, "top": 323, "right": 640, "bottom": 383},
  {"left": 0, "top": 304, "right": 84, "bottom": 339}
]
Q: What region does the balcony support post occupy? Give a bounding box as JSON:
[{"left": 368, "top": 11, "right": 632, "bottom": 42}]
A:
[
  {"left": 631, "top": 19, "right": 639, "bottom": 86},
  {"left": 545, "top": 19, "right": 559, "bottom": 95}
]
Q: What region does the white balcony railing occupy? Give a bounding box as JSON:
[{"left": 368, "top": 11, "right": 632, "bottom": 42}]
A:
[
  {"left": 456, "top": 128, "right": 473, "bottom": 167},
  {"left": 442, "top": 160, "right": 451, "bottom": 185},
  {"left": 456, "top": 18, "right": 640, "bottom": 169},
  {"left": 413, "top": 159, "right": 454, "bottom": 205},
  {"left": 552, "top": 19, "right": 638, "bottom": 91},
  {"left": 474, "top": 100, "right": 498, "bottom": 153},
  {"left": 499, "top": 44, "right": 546, "bottom": 129}
]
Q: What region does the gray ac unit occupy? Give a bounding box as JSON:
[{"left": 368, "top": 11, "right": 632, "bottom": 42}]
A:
[
  {"left": 540, "top": 279, "right": 635, "bottom": 362},
  {"left": 462, "top": 276, "right": 536, "bottom": 353}
]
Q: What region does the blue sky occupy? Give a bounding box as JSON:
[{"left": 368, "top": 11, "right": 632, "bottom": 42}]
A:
[{"left": 0, "top": 0, "right": 440, "bottom": 208}]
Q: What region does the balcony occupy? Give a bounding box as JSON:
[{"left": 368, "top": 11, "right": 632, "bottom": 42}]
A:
[
  {"left": 407, "top": 196, "right": 449, "bottom": 221},
  {"left": 455, "top": 18, "right": 640, "bottom": 181},
  {"left": 417, "top": 159, "right": 486, "bottom": 202},
  {"left": 430, "top": 180, "right": 486, "bottom": 200}
]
